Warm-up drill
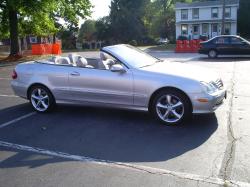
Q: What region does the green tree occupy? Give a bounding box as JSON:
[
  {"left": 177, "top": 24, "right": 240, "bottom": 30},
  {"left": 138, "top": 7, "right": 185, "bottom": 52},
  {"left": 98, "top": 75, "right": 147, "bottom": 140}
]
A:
[
  {"left": 144, "top": 0, "right": 192, "bottom": 42},
  {"left": 109, "top": 0, "right": 150, "bottom": 44},
  {"left": 238, "top": 0, "right": 250, "bottom": 38},
  {"left": 0, "top": 0, "right": 92, "bottom": 56},
  {"left": 95, "top": 16, "right": 112, "bottom": 42},
  {"left": 78, "top": 20, "right": 96, "bottom": 42}
]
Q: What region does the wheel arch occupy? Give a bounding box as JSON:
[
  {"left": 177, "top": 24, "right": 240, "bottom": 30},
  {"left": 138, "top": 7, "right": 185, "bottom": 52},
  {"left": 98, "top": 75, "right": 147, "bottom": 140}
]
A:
[
  {"left": 27, "top": 83, "right": 54, "bottom": 100},
  {"left": 148, "top": 86, "right": 193, "bottom": 112}
]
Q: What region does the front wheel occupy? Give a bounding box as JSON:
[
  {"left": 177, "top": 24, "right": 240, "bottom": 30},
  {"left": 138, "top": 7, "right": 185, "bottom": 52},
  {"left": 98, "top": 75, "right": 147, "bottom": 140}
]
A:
[
  {"left": 29, "top": 85, "right": 55, "bottom": 113},
  {"left": 151, "top": 89, "right": 192, "bottom": 125},
  {"left": 208, "top": 49, "right": 218, "bottom": 58}
]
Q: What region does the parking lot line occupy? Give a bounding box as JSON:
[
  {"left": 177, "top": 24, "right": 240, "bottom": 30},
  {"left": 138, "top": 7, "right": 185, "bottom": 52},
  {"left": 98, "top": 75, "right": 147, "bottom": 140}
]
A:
[
  {"left": 0, "top": 94, "right": 18, "bottom": 98},
  {"left": 0, "top": 112, "right": 36, "bottom": 129},
  {"left": 0, "top": 140, "right": 249, "bottom": 187}
]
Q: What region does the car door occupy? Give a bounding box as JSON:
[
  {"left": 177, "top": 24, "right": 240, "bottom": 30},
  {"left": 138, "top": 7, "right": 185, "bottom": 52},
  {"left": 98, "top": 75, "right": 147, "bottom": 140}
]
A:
[
  {"left": 214, "top": 37, "right": 231, "bottom": 54},
  {"left": 230, "top": 37, "right": 249, "bottom": 55},
  {"left": 68, "top": 64, "right": 134, "bottom": 106},
  {"left": 46, "top": 64, "right": 71, "bottom": 101}
]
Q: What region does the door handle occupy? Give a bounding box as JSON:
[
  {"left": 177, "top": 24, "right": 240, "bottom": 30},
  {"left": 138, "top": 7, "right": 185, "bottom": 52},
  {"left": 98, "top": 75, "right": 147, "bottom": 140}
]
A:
[{"left": 70, "top": 72, "right": 80, "bottom": 76}]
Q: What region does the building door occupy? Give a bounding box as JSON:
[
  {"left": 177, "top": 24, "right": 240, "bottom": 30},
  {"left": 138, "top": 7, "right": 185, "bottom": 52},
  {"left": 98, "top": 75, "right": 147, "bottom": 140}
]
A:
[
  {"left": 211, "top": 24, "right": 218, "bottom": 38},
  {"left": 192, "top": 25, "right": 200, "bottom": 39},
  {"left": 224, "top": 23, "right": 231, "bottom": 35},
  {"left": 202, "top": 23, "right": 209, "bottom": 37}
]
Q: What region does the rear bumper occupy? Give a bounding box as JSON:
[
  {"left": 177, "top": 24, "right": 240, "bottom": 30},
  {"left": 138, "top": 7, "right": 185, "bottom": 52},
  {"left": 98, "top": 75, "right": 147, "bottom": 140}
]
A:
[{"left": 192, "top": 89, "right": 227, "bottom": 114}]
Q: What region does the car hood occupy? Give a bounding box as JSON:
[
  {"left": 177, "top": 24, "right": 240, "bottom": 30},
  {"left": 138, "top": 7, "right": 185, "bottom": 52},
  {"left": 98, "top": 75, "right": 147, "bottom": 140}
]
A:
[{"left": 140, "top": 61, "right": 219, "bottom": 82}]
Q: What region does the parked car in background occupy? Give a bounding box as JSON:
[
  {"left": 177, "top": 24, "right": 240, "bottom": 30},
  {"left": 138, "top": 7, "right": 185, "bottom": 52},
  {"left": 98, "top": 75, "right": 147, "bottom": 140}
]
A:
[
  {"left": 11, "top": 44, "right": 226, "bottom": 125},
  {"left": 157, "top": 38, "right": 169, "bottom": 45},
  {"left": 199, "top": 35, "right": 250, "bottom": 58}
]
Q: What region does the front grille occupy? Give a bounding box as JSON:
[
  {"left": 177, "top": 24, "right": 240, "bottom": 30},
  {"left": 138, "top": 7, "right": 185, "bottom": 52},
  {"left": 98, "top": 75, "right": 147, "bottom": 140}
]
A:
[{"left": 214, "top": 79, "right": 224, "bottom": 90}]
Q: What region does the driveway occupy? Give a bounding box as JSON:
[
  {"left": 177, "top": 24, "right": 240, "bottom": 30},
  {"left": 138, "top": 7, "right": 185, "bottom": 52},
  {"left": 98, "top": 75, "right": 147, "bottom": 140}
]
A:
[{"left": 0, "top": 52, "right": 250, "bottom": 187}]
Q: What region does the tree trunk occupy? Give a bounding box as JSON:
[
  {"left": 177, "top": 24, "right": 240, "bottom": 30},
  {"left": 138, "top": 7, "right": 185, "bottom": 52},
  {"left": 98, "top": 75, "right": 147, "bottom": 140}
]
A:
[
  {"left": 8, "top": 8, "right": 20, "bottom": 55},
  {"left": 53, "top": 34, "right": 56, "bottom": 44}
]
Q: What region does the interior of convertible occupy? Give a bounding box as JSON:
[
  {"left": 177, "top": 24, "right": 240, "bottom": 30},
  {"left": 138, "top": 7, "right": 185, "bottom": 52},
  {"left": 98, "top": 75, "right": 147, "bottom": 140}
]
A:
[{"left": 43, "top": 52, "right": 120, "bottom": 70}]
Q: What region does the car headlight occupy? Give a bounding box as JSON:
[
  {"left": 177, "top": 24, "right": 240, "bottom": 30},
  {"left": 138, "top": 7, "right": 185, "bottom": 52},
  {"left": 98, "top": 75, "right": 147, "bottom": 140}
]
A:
[{"left": 200, "top": 81, "right": 219, "bottom": 94}]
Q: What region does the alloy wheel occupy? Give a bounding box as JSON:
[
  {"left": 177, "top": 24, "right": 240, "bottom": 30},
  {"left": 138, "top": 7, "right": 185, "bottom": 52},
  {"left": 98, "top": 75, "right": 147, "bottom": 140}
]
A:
[
  {"left": 156, "top": 94, "right": 184, "bottom": 124},
  {"left": 31, "top": 88, "right": 50, "bottom": 112},
  {"left": 209, "top": 50, "right": 217, "bottom": 58}
]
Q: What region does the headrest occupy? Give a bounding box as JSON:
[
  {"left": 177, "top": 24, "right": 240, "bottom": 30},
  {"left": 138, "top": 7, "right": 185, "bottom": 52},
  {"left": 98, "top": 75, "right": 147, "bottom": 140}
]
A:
[
  {"left": 55, "top": 57, "right": 71, "bottom": 65},
  {"left": 100, "top": 52, "right": 109, "bottom": 61},
  {"left": 68, "top": 53, "right": 76, "bottom": 63},
  {"left": 106, "top": 59, "right": 115, "bottom": 66},
  {"left": 76, "top": 57, "right": 88, "bottom": 67},
  {"left": 49, "top": 56, "right": 59, "bottom": 63},
  {"left": 68, "top": 54, "right": 83, "bottom": 65}
]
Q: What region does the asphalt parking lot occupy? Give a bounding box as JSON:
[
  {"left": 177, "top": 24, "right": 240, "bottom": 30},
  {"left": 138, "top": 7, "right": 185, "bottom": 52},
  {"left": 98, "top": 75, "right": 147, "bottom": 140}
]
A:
[{"left": 1, "top": 52, "right": 250, "bottom": 187}]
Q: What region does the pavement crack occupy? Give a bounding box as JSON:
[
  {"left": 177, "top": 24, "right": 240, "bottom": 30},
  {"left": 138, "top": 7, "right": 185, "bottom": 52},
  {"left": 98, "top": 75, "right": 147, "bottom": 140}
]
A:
[{"left": 219, "top": 62, "right": 237, "bottom": 183}]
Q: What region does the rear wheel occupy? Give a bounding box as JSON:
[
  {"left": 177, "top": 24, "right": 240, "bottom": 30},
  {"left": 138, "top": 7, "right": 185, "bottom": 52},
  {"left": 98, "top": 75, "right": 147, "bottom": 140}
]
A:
[
  {"left": 151, "top": 89, "right": 192, "bottom": 125},
  {"left": 208, "top": 49, "right": 218, "bottom": 58},
  {"left": 29, "top": 85, "right": 55, "bottom": 113}
]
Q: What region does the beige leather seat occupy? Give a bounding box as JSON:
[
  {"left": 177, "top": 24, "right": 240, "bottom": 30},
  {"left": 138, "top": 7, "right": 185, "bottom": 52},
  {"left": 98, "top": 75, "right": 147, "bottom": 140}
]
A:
[
  {"left": 54, "top": 57, "right": 71, "bottom": 65},
  {"left": 76, "top": 57, "right": 94, "bottom": 68},
  {"left": 68, "top": 54, "right": 94, "bottom": 68},
  {"left": 99, "top": 52, "right": 115, "bottom": 70},
  {"left": 68, "top": 54, "right": 82, "bottom": 66}
]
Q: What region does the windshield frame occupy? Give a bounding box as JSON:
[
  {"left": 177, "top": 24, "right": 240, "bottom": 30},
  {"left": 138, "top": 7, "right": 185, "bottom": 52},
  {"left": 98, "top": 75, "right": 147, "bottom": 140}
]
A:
[{"left": 102, "top": 44, "right": 161, "bottom": 69}]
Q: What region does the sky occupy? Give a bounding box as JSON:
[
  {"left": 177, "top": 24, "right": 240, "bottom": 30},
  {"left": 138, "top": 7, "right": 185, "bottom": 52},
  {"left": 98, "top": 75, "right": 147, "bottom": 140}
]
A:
[
  {"left": 78, "top": 0, "right": 111, "bottom": 26},
  {"left": 90, "top": 0, "right": 112, "bottom": 20}
]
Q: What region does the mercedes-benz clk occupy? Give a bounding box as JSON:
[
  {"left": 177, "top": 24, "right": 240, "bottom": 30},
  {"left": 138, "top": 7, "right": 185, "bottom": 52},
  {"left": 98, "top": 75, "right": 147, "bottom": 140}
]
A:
[{"left": 11, "top": 44, "right": 227, "bottom": 125}]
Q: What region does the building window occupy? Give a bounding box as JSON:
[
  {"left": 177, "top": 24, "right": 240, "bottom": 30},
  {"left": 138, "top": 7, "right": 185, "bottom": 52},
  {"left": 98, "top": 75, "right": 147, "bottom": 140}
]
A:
[
  {"left": 202, "top": 24, "right": 209, "bottom": 35},
  {"left": 211, "top": 7, "right": 219, "bottom": 18},
  {"left": 181, "top": 9, "right": 188, "bottom": 20},
  {"left": 212, "top": 24, "right": 218, "bottom": 32},
  {"left": 224, "top": 23, "right": 231, "bottom": 35},
  {"left": 192, "top": 8, "right": 199, "bottom": 19},
  {"left": 225, "top": 7, "right": 231, "bottom": 18},
  {"left": 181, "top": 24, "right": 188, "bottom": 35}
]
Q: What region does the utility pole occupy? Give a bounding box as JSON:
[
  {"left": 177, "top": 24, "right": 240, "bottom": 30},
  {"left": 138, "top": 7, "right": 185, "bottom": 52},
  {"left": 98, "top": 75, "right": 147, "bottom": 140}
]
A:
[{"left": 221, "top": 0, "right": 226, "bottom": 35}]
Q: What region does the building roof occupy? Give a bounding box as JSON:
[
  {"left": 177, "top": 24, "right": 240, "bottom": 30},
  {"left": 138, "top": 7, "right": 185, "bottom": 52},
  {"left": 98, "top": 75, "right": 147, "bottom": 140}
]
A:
[{"left": 175, "top": 0, "right": 239, "bottom": 9}]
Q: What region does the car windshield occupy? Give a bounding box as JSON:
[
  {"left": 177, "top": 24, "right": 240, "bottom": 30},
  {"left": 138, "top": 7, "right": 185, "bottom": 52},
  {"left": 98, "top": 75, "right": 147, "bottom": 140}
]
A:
[{"left": 104, "top": 45, "right": 160, "bottom": 68}]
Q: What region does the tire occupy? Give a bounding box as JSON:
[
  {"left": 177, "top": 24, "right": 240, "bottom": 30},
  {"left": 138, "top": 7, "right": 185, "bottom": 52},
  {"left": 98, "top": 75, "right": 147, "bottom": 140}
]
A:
[
  {"left": 28, "top": 85, "right": 55, "bottom": 113},
  {"left": 208, "top": 49, "right": 218, "bottom": 58},
  {"left": 150, "top": 89, "right": 192, "bottom": 125}
]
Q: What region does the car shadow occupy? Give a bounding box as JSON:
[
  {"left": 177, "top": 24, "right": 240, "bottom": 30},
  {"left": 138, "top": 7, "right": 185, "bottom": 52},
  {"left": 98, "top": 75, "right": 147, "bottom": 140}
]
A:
[
  {"left": 0, "top": 104, "right": 219, "bottom": 169},
  {"left": 0, "top": 102, "right": 32, "bottom": 125}
]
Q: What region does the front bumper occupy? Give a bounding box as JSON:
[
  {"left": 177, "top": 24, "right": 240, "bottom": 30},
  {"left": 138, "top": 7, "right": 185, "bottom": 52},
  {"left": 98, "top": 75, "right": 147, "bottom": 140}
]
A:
[
  {"left": 198, "top": 48, "right": 208, "bottom": 55},
  {"left": 192, "top": 89, "right": 227, "bottom": 114}
]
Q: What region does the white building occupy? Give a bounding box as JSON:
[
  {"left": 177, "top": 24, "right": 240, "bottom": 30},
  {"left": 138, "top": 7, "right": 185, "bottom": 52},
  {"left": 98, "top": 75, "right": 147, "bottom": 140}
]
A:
[{"left": 175, "top": 0, "right": 239, "bottom": 40}]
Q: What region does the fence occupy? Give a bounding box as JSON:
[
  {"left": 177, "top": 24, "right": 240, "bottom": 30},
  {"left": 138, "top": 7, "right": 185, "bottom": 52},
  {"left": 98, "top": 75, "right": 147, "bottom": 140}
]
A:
[
  {"left": 175, "top": 40, "right": 203, "bottom": 53},
  {"left": 32, "top": 42, "right": 62, "bottom": 55}
]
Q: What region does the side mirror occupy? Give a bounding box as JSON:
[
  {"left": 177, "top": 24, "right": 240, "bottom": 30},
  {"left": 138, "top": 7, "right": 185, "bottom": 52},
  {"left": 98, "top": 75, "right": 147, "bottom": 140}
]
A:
[{"left": 110, "top": 64, "right": 126, "bottom": 73}]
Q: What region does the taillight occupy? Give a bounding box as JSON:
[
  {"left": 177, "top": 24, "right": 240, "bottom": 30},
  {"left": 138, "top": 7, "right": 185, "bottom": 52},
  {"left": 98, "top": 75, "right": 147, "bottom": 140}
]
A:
[{"left": 12, "top": 70, "right": 17, "bottom": 79}]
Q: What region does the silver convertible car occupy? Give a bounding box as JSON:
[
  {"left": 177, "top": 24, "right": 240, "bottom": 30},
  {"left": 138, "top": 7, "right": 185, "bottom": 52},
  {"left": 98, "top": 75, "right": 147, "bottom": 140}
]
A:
[{"left": 11, "top": 44, "right": 226, "bottom": 125}]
